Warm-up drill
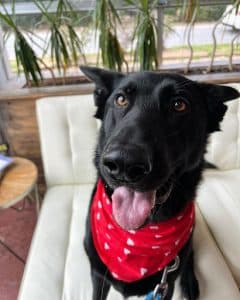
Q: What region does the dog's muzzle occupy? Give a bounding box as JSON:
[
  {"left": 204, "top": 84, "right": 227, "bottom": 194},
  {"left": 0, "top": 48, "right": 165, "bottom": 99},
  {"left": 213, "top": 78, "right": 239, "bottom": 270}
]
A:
[{"left": 102, "top": 144, "right": 152, "bottom": 183}]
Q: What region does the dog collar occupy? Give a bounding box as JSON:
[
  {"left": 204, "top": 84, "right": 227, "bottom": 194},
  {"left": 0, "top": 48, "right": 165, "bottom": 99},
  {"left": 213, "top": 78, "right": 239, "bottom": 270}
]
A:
[{"left": 91, "top": 180, "right": 195, "bottom": 282}]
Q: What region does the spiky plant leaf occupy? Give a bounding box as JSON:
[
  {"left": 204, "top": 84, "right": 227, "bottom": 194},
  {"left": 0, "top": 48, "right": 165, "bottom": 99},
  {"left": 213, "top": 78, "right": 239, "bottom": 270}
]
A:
[
  {"left": 94, "top": 0, "right": 125, "bottom": 71},
  {"left": 0, "top": 1, "right": 43, "bottom": 86},
  {"left": 131, "top": 0, "right": 158, "bottom": 70},
  {"left": 34, "top": 0, "right": 86, "bottom": 74}
]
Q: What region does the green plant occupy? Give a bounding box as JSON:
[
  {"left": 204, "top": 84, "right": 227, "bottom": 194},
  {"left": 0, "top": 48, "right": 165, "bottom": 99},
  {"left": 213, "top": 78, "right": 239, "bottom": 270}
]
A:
[
  {"left": 0, "top": 0, "right": 87, "bottom": 85},
  {"left": 0, "top": 0, "right": 43, "bottom": 86},
  {"left": 235, "top": 0, "right": 240, "bottom": 13},
  {"left": 93, "top": 0, "right": 125, "bottom": 71},
  {"left": 34, "top": 0, "right": 86, "bottom": 74},
  {"left": 126, "top": 0, "right": 158, "bottom": 71}
]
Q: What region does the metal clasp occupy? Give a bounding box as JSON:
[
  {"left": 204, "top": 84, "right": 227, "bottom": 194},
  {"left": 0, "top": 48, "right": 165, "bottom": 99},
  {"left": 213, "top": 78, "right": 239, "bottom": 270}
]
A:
[{"left": 152, "top": 256, "right": 180, "bottom": 300}]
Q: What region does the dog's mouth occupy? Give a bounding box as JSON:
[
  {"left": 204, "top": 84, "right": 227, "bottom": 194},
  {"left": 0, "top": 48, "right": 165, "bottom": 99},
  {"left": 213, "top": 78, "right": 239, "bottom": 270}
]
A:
[{"left": 111, "top": 180, "right": 173, "bottom": 230}]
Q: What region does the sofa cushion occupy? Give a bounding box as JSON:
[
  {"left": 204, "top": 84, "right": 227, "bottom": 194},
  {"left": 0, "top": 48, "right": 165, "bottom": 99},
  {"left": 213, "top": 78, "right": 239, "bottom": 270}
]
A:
[
  {"left": 36, "top": 96, "right": 97, "bottom": 187},
  {"left": 197, "top": 168, "right": 240, "bottom": 286},
  {"left": 18, "top": 184, "right": 240, "bottom": 300}
]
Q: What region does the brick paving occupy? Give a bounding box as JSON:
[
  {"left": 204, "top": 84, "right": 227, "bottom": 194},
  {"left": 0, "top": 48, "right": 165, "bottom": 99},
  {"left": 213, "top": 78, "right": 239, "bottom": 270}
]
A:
[{"left": 0, "top": 200, "right": 37, "bottom": 300}]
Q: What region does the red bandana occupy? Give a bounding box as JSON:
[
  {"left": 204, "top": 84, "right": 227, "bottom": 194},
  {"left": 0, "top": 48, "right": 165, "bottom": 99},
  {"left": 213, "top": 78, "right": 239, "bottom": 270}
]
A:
[{"left": 91, "top": 180, "right": 195, "bottom": 282}]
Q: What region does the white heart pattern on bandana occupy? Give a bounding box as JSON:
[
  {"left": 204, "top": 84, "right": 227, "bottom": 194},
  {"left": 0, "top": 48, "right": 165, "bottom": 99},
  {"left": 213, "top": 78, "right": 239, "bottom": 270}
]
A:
[
  {"left": 127, "top": 238, "right": 135, "bottom": 246},
  {"left": 140, "top": 268, "right": 148, "bottom": 276},
  {"left": 104, "top": 242, "right": 110, "bottom": 250},
  {"left": 124, "top": 248, "right": 131, "bottom": 255}
]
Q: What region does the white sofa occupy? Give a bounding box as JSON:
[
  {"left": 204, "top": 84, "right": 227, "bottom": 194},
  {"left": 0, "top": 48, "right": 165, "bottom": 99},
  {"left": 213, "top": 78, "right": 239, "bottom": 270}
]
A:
[{"left": 18, "top": 86, "right": 240, "bottom": 300}]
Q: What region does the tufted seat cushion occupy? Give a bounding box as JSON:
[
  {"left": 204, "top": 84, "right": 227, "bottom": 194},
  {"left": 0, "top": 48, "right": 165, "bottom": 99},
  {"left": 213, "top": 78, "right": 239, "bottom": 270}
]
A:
[{"left": 37, "top": 96, "right": 98, "bottom": 187}]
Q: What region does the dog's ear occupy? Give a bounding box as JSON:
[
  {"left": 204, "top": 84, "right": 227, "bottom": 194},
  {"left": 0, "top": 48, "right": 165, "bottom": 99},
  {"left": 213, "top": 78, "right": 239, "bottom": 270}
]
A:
[
  {"left": 80, "top": 66, "right": 124, "bottom": 119},
  {"left": 199, "top": 83, "right": 239, "bottom": 133}
]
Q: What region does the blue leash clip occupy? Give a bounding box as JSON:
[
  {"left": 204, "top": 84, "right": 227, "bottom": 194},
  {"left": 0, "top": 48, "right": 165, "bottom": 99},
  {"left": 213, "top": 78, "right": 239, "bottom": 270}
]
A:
[
  {"left": 144, "top": 256, "right": 180, "bottom": 300},
  {"left": 145, "top": 291, "right": 161, "bottom": 300}
]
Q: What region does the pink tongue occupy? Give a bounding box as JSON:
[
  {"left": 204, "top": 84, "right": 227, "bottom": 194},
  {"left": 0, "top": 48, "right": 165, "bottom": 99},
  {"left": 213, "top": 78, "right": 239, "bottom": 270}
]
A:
[{"left": 112, "top": 186, "right": 156, "bottom": 230}]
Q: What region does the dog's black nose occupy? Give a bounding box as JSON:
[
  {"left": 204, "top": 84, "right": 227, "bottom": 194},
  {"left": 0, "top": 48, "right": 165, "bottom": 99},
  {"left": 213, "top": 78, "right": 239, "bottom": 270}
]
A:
[{"left": 102, "top": 145, "right": 151, "bottom": 182}]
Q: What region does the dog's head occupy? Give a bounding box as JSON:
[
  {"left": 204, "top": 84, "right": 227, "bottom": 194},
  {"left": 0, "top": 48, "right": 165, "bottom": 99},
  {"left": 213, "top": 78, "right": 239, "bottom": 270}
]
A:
[{"left": 81, "top": 66, "right": 239, "bottom": 230}]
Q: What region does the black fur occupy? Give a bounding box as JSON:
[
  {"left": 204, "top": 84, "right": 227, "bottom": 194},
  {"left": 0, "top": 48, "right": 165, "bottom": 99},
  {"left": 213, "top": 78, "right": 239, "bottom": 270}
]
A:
[{"left": 80, "top": 66, "right": 239, "bottom": 300}]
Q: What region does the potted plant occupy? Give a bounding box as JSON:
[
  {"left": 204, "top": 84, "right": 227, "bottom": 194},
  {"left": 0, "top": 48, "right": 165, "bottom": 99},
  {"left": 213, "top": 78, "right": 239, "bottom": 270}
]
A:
[
  {"left": 0, "top": 0, "right": 86, "bottom": 86},
  {"left": 0, "top": 0, "right": 222, "bottom": 85}
]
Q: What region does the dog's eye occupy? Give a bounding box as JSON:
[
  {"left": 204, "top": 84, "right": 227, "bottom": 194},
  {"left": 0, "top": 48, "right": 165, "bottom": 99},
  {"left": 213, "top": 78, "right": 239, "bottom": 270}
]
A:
[
  {"left": 115, "top": 94, "right": 129, "bottom": 108},
  {"left": 172, "top": 99, "right": 187, "bottom": 112}
]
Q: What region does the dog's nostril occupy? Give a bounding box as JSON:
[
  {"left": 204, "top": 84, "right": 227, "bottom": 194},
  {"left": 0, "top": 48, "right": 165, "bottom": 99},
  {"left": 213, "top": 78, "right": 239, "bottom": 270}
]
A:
[
  {"left": 103, "top": 160, "right": 119, "bottom": 174},
  {"left": 126, "top": 164, "right": 149, "bottom": 182},
  {"left": 102, "top": 147, "right": 152, "bottom": 182}
]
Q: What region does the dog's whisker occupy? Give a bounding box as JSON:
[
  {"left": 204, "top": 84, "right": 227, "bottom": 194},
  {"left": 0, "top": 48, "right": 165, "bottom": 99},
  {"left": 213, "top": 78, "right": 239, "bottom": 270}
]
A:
[
  {"left": 170, "top": 177, "right": 186, "bottom": 190},
  {"left": 166, "top": 130, "right": 182, "bottom": 137},
  {"left": 176, "top": 80, "right": 192, "bottom": 89}
]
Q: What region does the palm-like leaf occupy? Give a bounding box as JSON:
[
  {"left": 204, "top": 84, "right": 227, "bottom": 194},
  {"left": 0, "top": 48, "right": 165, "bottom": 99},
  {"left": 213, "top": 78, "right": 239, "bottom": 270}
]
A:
[
  {"left": 94, "top": 0, "right": 125, "bottom": 71},
  {"left": 0, "top": 0, "right": 43, "bottom": 86},
  {"left": 132, "top": 0, "right": 158, "bottom": 71},
  {"left": 34, "top": 0, "right": 86, "bottom": 74}
]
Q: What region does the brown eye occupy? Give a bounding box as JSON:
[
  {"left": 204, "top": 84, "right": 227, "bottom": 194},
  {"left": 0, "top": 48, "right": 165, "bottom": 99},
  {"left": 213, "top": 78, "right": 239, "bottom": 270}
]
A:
[
  {"left": 173, "top": 100, "right": 187, "bottom": 112},
  {"left": 115, "top": 94, "right": 129, "bottom": 107}
]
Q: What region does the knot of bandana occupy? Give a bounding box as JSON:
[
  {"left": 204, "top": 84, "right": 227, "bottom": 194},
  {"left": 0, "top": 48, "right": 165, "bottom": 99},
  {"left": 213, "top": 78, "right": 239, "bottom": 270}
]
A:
[{"left": 91, "top": 180, "right": 195, "bottom": 282}]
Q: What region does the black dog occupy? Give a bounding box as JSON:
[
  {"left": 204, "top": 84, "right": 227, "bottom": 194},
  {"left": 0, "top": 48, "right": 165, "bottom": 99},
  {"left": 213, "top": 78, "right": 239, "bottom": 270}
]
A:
[{"left": 81, "top": 66, "right": 239, "bottom": 300}]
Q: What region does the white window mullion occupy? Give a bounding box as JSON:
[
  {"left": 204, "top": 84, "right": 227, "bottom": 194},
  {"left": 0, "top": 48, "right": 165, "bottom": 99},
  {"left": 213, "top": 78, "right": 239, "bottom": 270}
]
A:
[{"left": 0, "top": 27, "right": 12, "bottom": 87}]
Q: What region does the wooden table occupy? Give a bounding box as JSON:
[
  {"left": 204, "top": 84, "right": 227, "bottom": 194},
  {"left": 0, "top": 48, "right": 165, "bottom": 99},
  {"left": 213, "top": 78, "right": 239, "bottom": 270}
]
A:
[
  {"left": 0, "top": 157, "right": 40, "bottom": 263},
  {"left": 0, "top": 157, "right": 39, "bottom": 211}
]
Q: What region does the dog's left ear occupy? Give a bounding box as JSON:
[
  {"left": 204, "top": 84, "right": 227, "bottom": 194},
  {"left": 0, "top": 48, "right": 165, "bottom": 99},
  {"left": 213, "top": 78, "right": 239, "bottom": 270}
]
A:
[
  {"left": 199, "top": 83, "right": 239, "bottom": 132},
  {"left": 80, "top": 66, "right": 124, "bottom": 119}
]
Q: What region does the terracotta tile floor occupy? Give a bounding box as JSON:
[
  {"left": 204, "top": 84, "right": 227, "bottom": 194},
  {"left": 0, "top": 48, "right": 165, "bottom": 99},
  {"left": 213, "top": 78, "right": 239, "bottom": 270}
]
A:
[{"left": 0, "top": 200, "right": 37, "bottom": 300}]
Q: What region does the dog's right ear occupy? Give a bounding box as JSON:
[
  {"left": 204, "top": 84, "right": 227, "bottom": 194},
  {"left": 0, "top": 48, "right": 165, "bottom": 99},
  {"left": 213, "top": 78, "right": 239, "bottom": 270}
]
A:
[
  {"left": 80, "top": 66, "right": 124, "bottom": 119},
  {"left": 198, "top": 82, "right": 239, "bottom": 132}
]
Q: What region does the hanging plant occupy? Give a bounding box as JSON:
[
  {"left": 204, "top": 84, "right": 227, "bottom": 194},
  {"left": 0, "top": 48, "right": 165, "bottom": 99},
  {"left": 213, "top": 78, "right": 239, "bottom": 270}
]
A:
[{"left": 94, "top": 0, "right": 125, "bottom": 71}]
